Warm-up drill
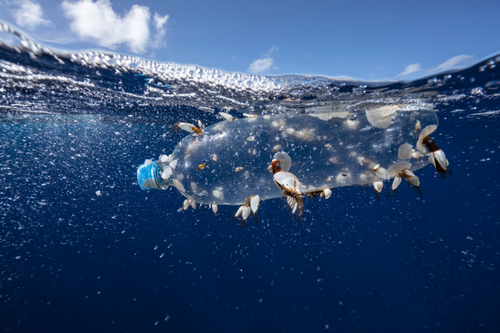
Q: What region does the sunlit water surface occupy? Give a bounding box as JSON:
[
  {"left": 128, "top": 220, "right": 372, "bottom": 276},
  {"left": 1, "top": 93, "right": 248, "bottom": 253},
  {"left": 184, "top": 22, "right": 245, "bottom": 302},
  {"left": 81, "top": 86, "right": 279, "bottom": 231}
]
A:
[{"left": 0, "top": 24, "right": 499, "bottom": 332}]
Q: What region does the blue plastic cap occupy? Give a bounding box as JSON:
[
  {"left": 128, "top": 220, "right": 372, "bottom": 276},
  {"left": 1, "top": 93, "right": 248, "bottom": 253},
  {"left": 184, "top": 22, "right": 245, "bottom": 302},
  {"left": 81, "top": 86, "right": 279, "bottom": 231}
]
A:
[{"left": 137, "top": 161, "right": 160, "bottom": 191}]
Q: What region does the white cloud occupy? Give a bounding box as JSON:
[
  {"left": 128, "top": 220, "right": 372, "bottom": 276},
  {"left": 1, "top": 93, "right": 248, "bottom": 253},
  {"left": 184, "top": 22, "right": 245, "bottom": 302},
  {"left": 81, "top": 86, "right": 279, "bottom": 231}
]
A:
[
  {"left": 151, "top": 12, "right": 168, "bottom": 48},
  {"left": 264, "top": 45, "right": 278, "bottom": 58},
  {"left": 61, "top": 0, "right": 168, "bottom": 53},
  {"left": 432, "top": 55, "right": 475, "bottom": 72},
  {"left": 13, "top": 0, "right": 51, "bottom": 30},
  {"left": 396, "top": 63, "right": 421, "bottom": 78},
  {"left": 153, "top": 12, "right": 168, "bottom": 30},
  {"left": 248, "top": 45, "right": 279, "bottom": 74},
  {"left": 248, "top": 58, "right": 274, "bottom": 74}
]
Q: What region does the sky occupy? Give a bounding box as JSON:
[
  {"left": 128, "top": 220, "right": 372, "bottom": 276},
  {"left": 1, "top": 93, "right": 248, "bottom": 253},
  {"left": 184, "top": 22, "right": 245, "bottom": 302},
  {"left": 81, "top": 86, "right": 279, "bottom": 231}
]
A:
[{"left": 0, "top": 0, "right": 499, "bottom": 80}]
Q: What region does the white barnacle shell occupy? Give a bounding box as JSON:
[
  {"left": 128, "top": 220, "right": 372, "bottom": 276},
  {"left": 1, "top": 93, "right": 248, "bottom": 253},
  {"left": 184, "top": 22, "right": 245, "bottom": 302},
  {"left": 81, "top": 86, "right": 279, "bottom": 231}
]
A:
[
  {"left": 178, "top": 122, "right": 202, "bottom": 135},
  {"left": 242, "top": 206, "right": 251, "bottom": 220},
  {"left": 273, "top": 151, "right": 292, "bottom": 172},
  {"left": 429, "top": 153, "right": 435, "bottom": 168},
  {"left": 294, "top": 128, "right": 315, "bottom": 141},
  {"left": 365, "top": 106, "right": 398, "bottom": 129},
  {"left": 403, "top": 169, "right": 415, "bottom": 178},
  {"left": 161, "top": 165, "right": 173, "bottom": 180},
  {"left": 375, "top": 167, "right": 390, "bottom": 181},
  {"left": 381, "top": 107, "right": 397, "bottom": 117},
  {"left": 407, "top": 175, "right": 420, "bottom": 187},
  {"left": 398, "top": 143, "right": 413, "bottom": 160},
  {"left": 169, "top": 159, "right": 178, "bottom": 170},
  {"left": 433, "top": 149, "right": 448, "bottom": 169},
  {"left": 346, "top": 118, "right": 359, "bottom": 128},
  {"left": 182, "top": 199, "right": 190, "bottom": 210},
  {"left": 411, "top": 149, "right": 424, "bottom": 159},
  {"left": 373, "top": 181, "right": 384, "bottom": 193},
  {"left": 177, "top": 122, "right": 194, "bottom": 132},
  {"left": 345, "top": 119, "right": 359, "bottom": 130},
  {"left": 172, "top": 179, "right": 186, "bottom": 193},
  {"left": 219, "top": 112, "right": 236, "bottom": 121},
  {"left": 235, "top": 206, "right": 244, "bottom": 217},
  {"left": 404, "top": 170, "right": 420, "bottom": 187},
  {"left": 336, "top": 171, "right": 351, "bottom": 183},
  {"left": 359, "top": 173, "right": 368, "bottom": 182},
  {"left": 329, "top": 157, "right": 340, "bottom": 165},
  {"left": 415, "top": 120, "right": 422, "bottom": 133},
  {"left": 416, "top": 125, "right": 437, "bottom": 153},
  {"left": 387, "top": 161, "right": 412, "bottom": 178},
  {"left": 212, "top": 202, "right": 218, "bottom": 214},
  {"left": 250, "top": 195, "right": 260, "bottom": 214},
  {"left": 274, "top": 171, "right": 303, "bottom": 195},
  {"left": 392, "top": 176, "right": 402, "bottom": 191},
  {"left": 212, "top": 189, "right": 224, "bottom": 200},
  {"left": 159, "top": 154, "right": 170, "bottom": 163},
  {"left": 357, "top": 156, "right": 366, "bottom": 166},
  {"left": 322, "top": 189, "right": 332, "bottom": 199}
]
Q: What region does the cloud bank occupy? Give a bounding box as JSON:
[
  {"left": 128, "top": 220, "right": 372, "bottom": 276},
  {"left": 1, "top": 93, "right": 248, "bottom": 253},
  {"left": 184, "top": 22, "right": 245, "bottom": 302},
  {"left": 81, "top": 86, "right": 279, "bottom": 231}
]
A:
[
  {"left": 248, "top": 45, "right": 279, "bottom": 74},
  {"left": 61, "top": 0, "right": 168, "bottom": 53},
  {"left": 13, "top": 0, "right": 51, "bottom": 30}
]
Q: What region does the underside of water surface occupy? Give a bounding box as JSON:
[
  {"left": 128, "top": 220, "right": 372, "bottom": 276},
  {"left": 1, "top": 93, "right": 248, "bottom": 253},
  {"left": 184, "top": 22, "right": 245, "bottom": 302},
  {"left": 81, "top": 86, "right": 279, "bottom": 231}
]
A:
[{"left": 0, "top": 22, "right": 499, "bottom": 119}]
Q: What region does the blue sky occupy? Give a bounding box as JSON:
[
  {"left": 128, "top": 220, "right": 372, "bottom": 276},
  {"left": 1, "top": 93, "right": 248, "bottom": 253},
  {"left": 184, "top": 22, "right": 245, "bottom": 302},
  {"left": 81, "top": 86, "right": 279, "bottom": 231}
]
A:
[{"left": 0, "top": 0, "right": 499, "bottom": 80}]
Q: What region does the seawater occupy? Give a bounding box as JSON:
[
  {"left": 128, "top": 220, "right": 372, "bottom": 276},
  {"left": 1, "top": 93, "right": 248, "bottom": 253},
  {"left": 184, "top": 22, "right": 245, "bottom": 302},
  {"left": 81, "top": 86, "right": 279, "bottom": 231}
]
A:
[{"left": 0, "top": 23, "right": 499, "bottom": 332}]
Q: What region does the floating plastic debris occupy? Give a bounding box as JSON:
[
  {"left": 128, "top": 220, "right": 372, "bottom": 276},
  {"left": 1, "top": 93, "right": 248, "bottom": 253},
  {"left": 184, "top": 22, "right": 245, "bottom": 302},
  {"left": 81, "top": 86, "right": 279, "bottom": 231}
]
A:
[{"left": 137, "top": 106, "right": 449, "bottom": 221}]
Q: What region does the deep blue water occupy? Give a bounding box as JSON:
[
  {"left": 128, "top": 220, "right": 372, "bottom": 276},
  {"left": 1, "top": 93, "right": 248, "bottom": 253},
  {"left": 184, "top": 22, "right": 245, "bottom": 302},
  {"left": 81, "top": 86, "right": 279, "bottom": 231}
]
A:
[{"left": 0, "top": 25, "right": 499, "bottom": 332}]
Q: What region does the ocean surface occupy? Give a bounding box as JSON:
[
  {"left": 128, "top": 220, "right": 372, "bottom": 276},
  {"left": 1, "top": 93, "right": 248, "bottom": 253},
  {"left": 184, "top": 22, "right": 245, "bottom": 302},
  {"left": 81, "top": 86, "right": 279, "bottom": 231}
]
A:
[{"left": 0, "top": 23, "right": 499, "bottom": 332}]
